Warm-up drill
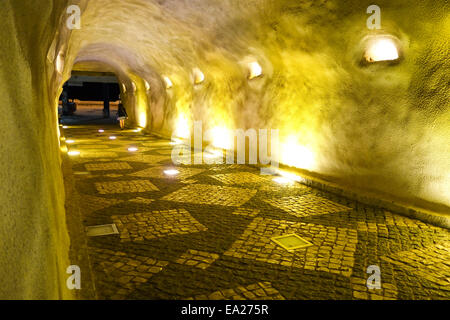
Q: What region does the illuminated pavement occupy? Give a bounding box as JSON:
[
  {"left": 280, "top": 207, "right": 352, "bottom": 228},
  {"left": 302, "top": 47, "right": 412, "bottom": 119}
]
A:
[{"left": 64, "top": 125, "right": 450, "bottom": 300}]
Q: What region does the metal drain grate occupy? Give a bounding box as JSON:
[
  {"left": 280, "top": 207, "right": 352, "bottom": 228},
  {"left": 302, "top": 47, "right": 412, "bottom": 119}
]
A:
[
  {"left": 271, "top": 234, "right": 313, "bottom": 251},
  {"left": 86, "top": 224, "right": 119, "bottom": 237}
]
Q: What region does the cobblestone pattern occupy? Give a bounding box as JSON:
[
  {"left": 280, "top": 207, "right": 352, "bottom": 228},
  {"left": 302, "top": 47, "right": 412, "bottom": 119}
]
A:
[
  {"left": 381, "top": 243, "right": 450, "bottom": 287},
  {"left": 80, "top": 151, "right": 118, "bottom": 158},
  {"left": 224, "top": 217, "right": 357, "bottom": 277},
  {"left": 162, "top": 184, "right": 257, "bottom": 206},
  {"left": 112, "top": 209, "right": 208, "bottom": 242},
  {"left": 95, "top": 179, "right": 159, "bottom": 194},
  {"left": 85, "top": 162, "right": 133, "bottom": 171},
  {"left": 175, "top": 250, "right": 220, "bottom": 270},
  {"left": 64, "top": 125, "right": 450, "bottom": 300},
  {"left": 118, "top": 154, "right": 170, "bottom": 164},
  {"left": 89, "top": 247, "right": 168, "bottom": 299},
  {"left": 187, "top": 282, "right": 285, "bottom": 300},
  {"left": 265, "top": 194, "right": 352, "bottom": 218},
  {"left": 350, "top": 277, "right": 398, "bottom": 300},
  {"left": 232, "top": 208, "right": 261, "bottom": 217},
  {"left": 259, "top": 182, "right": 311, "bottom": 193},
  {"left": 130, "top": 166, "right": 205, "bottom": 180},
  {"left": 210, "top": 172, "right": 270, "bottom": 185},
  {"left": 129, "top": 197, "right": 155, "bottom": 204}
]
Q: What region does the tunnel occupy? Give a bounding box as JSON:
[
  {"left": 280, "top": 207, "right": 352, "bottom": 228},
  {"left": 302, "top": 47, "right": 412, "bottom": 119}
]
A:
[{"left": 0, "top": 0, "right": 449, "bottom": 301}]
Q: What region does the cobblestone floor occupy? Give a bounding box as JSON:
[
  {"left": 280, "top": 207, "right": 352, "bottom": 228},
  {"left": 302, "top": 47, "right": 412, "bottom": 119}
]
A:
[{"left": 64, "top": 124, "right": 450, "bottom": 300}]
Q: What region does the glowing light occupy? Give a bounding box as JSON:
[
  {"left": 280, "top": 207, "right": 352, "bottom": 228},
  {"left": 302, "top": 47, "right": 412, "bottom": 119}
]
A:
[
  {"left": 68, "top": 150, "right": 80, "bottom": 156},
  {"left": 63, "top": 126, "right": 69, "bottom": 129},
  {"left": 164, "top": 76, "right": 173, "bottom": 89},
  {"left": 66, "top": 140, "right": 75, "bottom": 144},
  {"left": 122, "top": 84, "right": 127, "bottom": 93},
  {"left": 175, "top": 116, "right": 190, "bottom": 139},
  {"left": 164, "top": 169, "right": 180, "bottom": 176},
  {"left": 109, "top": 136, "right": 117, "bottom": 140},
  {"left": 98, "top": 129, "right": 104, "bottom": 133},
  {"left": 211, "top": 126, "right": 233, "bottom": 150},
  {"left": 128, "top": 147, "right": 138, "bottom": 152},
  {"left": 138, "top": 111, "right": 147, "bottom": 128},
  {"left": 56, "top": 52, "right": 64, "bottom": 74},
  {"left": 145, "top": 80, "right": 150, "bottom": 91},
  {"left": 248, "top": 61, "right": 263, "bottom": 80},
  {"left": 193, "top": 68, "right": 205, "bottom": 84},
  {"left": 273, "top": 176, "right": 294, "bottom": 185},
  {"left": 365, "top": 38, "right": 399, "bottom": 62},
  {"left": 281, "top": 137, "right": 315, "bottom": 170},
  {"left": 278, "top": 170, "right": 304, "bottom": 183},
  {"left": 133, "top": 128, "right": 143, "bottom": 133}
]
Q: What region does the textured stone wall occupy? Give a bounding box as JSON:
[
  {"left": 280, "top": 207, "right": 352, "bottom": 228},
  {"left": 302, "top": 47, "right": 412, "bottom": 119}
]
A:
[{"left": 0, "top": 0, "right": 72, "bottom": 299}]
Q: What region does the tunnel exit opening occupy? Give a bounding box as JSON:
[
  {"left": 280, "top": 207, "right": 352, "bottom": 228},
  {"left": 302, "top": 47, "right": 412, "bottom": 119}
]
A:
[{"left": 59, "top": 71, "right": 121, "bottom": 127}]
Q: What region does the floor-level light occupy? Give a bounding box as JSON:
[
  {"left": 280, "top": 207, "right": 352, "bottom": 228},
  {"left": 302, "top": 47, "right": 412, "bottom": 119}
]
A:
[
  {"left": 68, "top": 150, "right": 80, "bottom": 156},
  {"left": 164, "top": 169, "right": 180, "bottom": 176},
  {"left": 273, "top": 176, "right": 294, "bottom": 185}
]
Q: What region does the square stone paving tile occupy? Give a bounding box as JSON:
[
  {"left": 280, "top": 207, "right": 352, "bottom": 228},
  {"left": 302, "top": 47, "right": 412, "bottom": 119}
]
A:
[
  {"left": 180, "top": 179, "right": 198, "bottom": 184},
  {"left": 350, "top": 277, "right": 398, "bottom": 300},
  {"left": 208, "top": 164, "right": 248, "bottom": 171},
  {"left": 112, "top": 209, "right": 208, "bottom": 242},
  {"left": 224, "top": 217, "right": 357, "bottom": 277},
  {"left": 187, "top": 282, "right": 285, "bottom": 300},
  {"left": 89, "top": 247, "right": 169, "bottom": 300},
  {"left": 381, "top": 242, "right": 450, "bottom": 287},
  {"left": 104, "top": 173, "right": 124, "bottom": 178},
  {"left": 78, "top": 194, "right": 124, "bottom": 214},
  {"left": 80, "top": 151, "right": 119, "bottom": 158},
  {"left": 130, "top": 166, "right": 205, "bottom": 180},
  {"left": 85, "top": 162, "right": 133, "bottom": 171},
  {"left": 162, "top": 184, "right": 257, "bottom": 207},
  {"left": 129, "top": 197, "right": 155, "bottom": 204},
  {"left": 265, "top": 194, "right": 352, "bottom": 218},
  {"left": 210, "top": 172, "right": 270, "bottom": 185},
  {"left": 95, "top": 179, "right": 159, "bottom": 194},
  {"left": 118, "top": 154, "right": 171, "bottom": 164},
  {"left": 232, "top": 207, "right": 260, "bottom": 217},
  {"left": 175, "top": 249, "right": 220, "bottom": 270},
  {"left": 259, "top": 182, "right": 311, "bottom": 193}
]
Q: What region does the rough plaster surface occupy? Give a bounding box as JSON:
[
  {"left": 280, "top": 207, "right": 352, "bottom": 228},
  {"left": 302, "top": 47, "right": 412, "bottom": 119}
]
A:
[
  {"left": 0, "top": 0, "right": 448, "bottom": 298},
  {"left": 0, "top": 1, "right": 72, "bottom": 299}
]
